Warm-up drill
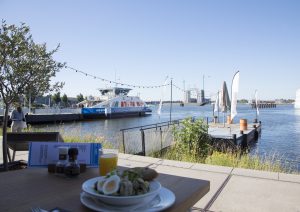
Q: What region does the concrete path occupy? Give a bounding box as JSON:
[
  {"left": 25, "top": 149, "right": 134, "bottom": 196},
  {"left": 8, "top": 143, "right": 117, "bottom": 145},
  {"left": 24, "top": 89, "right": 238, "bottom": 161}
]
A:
[{"left": 1, "top": 143, "right": 300, "bottom": 212}]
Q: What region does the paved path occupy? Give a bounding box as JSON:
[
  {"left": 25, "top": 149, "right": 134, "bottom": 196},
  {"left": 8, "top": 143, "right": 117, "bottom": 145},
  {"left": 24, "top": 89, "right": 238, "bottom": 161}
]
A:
[{"left": 1, "top": 142, "right": 300, "bottom": 212}]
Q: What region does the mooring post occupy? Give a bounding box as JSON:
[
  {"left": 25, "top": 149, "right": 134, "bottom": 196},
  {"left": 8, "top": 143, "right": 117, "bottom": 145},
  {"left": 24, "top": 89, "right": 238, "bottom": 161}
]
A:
[
  {"left": 253, "top": 125, "right": 259, "bottom": 141},
  {"left": 241, "top": 134, "right": 248, "bottom": 152},
  {"left": 141, "top": 129, "right": 146, "bottom": 156},
  {"left": 122, "top": 130, "right": 126, "bottom": 153},
  {"left": 232, "top": 134, "right": 237, "bottom": 145}
]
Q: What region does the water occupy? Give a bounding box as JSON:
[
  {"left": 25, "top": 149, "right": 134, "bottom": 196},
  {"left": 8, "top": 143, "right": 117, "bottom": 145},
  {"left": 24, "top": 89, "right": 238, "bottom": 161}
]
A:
[{"left": 31, "top": 104, "right": 300, "bottom": 171}]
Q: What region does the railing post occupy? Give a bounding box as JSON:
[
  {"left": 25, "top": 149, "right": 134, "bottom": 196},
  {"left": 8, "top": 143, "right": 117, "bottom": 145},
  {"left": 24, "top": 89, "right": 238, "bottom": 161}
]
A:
[
  {"left": 122, "top": 130, "right": 125, "bottom": 153},
  {"left": 160, "top": 127, "right": 163, "bottom": 156},
  {"left": 141, "top": 129, "right": 146, "bottom": 156}
]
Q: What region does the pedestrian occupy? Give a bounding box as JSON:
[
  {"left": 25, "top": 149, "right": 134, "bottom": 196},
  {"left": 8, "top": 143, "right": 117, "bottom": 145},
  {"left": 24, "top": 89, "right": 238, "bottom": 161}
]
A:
[{"left": 10, "top": 106, "right": 26, "bottom": 132}]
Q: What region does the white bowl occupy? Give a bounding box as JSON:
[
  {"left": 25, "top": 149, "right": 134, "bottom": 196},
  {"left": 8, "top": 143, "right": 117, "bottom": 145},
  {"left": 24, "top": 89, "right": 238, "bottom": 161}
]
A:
[{"left": 82, "top": 176, "right": 161, "bottom": 206}]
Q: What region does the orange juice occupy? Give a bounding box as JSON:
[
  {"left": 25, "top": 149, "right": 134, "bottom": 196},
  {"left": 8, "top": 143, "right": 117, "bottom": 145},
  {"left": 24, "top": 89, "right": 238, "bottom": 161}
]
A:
[{"left": 99, "top": 153, "right": 118, "bottom": 176}]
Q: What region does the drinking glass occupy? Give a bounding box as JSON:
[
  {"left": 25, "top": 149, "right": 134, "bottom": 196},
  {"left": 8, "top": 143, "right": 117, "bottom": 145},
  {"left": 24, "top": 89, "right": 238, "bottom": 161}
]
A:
[{"left": 99, "top": 149, "right": 118, "bottom": 176}]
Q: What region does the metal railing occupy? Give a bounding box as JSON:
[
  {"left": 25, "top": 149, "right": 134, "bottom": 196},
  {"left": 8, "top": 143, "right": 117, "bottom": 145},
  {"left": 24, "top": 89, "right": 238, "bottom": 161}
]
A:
[{"left": 120, "top": 119, "right": 184, "bottom": 155}]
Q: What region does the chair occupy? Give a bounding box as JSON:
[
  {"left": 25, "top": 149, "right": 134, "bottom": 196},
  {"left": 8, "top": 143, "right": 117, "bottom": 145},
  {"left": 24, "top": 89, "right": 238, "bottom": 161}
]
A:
[{"left": 7, "top": 132, "right": 64, "bottom": 162}]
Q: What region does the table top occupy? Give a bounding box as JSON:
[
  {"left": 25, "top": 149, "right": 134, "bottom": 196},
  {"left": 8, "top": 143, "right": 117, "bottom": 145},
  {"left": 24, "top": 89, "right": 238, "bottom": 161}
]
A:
[{"left": 0, "top": 167, "right": 210, "bottom": 212}]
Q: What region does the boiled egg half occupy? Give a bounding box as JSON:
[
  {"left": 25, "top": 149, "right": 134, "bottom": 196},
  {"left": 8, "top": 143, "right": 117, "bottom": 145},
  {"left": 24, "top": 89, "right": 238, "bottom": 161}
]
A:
[{"left": 102, "top": 175, "right": 121, "bottom": 195}]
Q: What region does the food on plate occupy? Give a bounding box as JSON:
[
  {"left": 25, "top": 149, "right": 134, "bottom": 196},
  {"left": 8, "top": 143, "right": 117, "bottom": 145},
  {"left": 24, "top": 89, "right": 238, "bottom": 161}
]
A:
[
  {"left": 94, "top": 167, "right": 158, "bottom": 196},
  {"left": 130, "top": 167, "right": 159, "bottom": 181},
  {"left": 98, "top": 175, "right": 121, "bottom": 195}
]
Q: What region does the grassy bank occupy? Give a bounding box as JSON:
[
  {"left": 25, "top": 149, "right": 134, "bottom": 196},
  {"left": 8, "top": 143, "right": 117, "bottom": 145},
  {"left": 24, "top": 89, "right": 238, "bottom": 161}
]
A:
[{"left": 152, "top": 147, "right": 296, "bottom": 173}]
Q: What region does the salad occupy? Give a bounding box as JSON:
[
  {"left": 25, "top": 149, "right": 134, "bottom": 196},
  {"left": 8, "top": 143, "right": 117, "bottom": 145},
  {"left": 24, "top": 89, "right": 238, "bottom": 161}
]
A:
[{"left": 94, "top": 167, "right": 158, "bottom": 196}]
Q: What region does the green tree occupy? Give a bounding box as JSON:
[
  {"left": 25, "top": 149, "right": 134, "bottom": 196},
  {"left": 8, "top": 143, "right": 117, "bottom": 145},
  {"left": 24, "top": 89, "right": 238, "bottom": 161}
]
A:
[
  {"left": 62, "top": 93, "right": 68, "bottom": 107},
  {"left": 76, "top": 93, "right": 84, "bottom": 102},
  {"left": 0, "top": 21, "right": 65, "bottom": 170},
  {"left": 52, "top": 92, "right": 61, "bottom": 106}
]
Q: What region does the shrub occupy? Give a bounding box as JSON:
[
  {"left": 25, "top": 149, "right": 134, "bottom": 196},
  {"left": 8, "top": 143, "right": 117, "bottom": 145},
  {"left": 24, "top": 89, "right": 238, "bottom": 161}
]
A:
[{"left": 172, "top": 117, "right": 212, "bottom": 162}]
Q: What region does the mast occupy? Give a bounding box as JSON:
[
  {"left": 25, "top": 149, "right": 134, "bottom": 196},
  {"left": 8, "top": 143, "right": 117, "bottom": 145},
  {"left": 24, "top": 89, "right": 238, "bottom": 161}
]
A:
[{"left": 170, "top": 78, "right": 173, "bottom": 122}]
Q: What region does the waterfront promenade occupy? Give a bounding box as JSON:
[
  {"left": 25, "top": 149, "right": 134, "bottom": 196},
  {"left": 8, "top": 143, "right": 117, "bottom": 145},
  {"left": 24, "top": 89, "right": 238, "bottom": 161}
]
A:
[{"left": 1, "top": 142, "right": 300, "bottom": 212}]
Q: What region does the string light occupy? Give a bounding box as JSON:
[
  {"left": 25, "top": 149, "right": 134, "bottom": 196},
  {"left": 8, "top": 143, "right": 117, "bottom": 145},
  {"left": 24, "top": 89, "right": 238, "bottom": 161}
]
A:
[
  {"left": 65, "top": 66, "right": 170, "bottom": 89},
  {"left": 172, "top": 84, "right": 185, "bottom": 92}
]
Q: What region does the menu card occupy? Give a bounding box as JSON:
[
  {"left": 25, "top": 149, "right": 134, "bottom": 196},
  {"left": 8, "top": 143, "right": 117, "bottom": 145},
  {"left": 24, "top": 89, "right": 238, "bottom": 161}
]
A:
[{"left": 28, "top": 142, "right": 102, "bottom": 167}]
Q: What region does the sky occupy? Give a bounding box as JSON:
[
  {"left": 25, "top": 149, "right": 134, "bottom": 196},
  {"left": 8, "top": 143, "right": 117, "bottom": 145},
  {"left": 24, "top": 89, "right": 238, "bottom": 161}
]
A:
[{"left": 1, "top": 0, "right": 300, "bottom": 101}]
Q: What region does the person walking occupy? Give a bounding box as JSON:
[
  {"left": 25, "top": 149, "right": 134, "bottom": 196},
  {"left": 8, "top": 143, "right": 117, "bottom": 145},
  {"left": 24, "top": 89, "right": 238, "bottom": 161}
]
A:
[{"left": 10, "top": 106, "right": 26, "bottom": 132}]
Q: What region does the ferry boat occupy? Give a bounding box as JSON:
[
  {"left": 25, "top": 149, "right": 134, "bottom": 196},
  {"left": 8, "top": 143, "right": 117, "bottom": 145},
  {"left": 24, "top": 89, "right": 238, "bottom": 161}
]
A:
[{"left": 81, "top": 87, "right": 152, "bottom": 119}]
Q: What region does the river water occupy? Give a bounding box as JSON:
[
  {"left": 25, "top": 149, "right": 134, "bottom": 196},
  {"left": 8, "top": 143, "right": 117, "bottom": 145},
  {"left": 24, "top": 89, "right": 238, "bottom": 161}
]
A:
[{"left": 31, "top": 104, "right": 300, "bottom": 171}]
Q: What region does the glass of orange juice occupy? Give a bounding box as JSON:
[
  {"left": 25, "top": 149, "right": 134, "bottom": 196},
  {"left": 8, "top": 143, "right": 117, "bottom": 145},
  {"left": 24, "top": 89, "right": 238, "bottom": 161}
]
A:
[{"left": 99, "top": 149, "right": 118, "bottom": 176}]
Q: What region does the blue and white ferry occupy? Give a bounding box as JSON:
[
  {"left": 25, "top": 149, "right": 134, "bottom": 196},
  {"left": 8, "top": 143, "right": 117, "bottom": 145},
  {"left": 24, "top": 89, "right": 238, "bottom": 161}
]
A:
[{"left": 81, "top": 87, "right": 152, "bottom": 119}]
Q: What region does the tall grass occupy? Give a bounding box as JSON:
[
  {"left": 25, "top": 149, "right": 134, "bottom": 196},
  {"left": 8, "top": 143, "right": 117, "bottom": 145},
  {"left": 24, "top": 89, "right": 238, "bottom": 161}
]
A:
[
  {"left": 205, "top": 151, "right": 284, "bottom": 172},
  {"left": 153, "top": 146, "right": 296, "bottom": 173},
  {"left": 0, "top": 124, "right": 116, "bottom": 150}
]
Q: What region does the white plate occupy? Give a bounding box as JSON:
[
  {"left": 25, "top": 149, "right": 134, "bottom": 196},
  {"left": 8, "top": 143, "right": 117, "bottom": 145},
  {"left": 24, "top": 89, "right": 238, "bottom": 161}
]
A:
[
  {"left": 82, "top": 176, "right": 161, "bottom": 206},
  {"left": 80, "top": 187, "right": 175, "bottom": 212}
]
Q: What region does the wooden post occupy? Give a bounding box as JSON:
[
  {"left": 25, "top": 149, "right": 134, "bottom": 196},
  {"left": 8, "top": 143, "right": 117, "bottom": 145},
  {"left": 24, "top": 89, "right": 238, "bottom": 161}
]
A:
[{"left": 141, "top": 129, "right": 146, "bottom": 156}]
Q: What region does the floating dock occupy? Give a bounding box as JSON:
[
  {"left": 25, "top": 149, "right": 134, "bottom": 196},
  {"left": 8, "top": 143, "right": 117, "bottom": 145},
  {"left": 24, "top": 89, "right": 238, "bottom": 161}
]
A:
[
  {"left": 208, "top": 122, "right": 261, "bottom": 150},
  {"left": 0, "top": 112, "right": 150, "bottom": 125},
  {"left": 251, "top": 103, "right": 276, "bottom": 108}
]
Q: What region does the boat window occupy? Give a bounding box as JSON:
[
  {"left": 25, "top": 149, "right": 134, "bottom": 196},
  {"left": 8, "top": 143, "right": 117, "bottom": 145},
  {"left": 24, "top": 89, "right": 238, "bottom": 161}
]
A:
[{"left": 114, "top": 101, "right": 119, "bottom": 107}]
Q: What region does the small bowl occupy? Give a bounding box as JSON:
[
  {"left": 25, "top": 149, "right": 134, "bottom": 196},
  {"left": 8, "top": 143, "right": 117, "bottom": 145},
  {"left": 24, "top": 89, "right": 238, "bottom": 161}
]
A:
[{"left": 82, "top": 176, "right": 161, "bottom": 206}]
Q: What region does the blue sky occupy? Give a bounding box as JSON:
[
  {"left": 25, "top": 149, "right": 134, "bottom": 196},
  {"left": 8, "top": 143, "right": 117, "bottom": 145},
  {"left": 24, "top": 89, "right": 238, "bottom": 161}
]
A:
[{"left": 1, "top": 0, "right": 300, "bottom": 101}]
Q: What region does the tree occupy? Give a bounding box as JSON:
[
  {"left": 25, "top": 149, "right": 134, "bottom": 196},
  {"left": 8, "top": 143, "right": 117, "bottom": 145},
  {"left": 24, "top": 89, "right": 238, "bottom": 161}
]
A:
[
  {"left": 0, "top": 21, "right": 65, "bottom": 170},
  {"left": 52, "top": 92, "right": 61, "bottom": 106},
  {"left": 62, "top": 93, "right": 68, "bottom": 107},
  {"left": 77, "top": 93, "right": 84, "bottom": 102}
]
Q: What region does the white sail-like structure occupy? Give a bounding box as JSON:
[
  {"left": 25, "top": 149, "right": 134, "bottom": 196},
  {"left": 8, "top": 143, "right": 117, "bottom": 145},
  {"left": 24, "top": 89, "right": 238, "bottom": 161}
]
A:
[
  {"left": 230, "top": 71, "right": 240, "bottom": 122},
  {"left": 214, "top": 91, "right": 220, "bottom": 113},
  {"left": 255, "top": 90, "right": 259, "bottom": 116},
  {"left": 295, "top": 89, "right": 300, "bottom": 109},
  {"left": 157, "top": 77, "right": 169, "bottom": 116}
]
